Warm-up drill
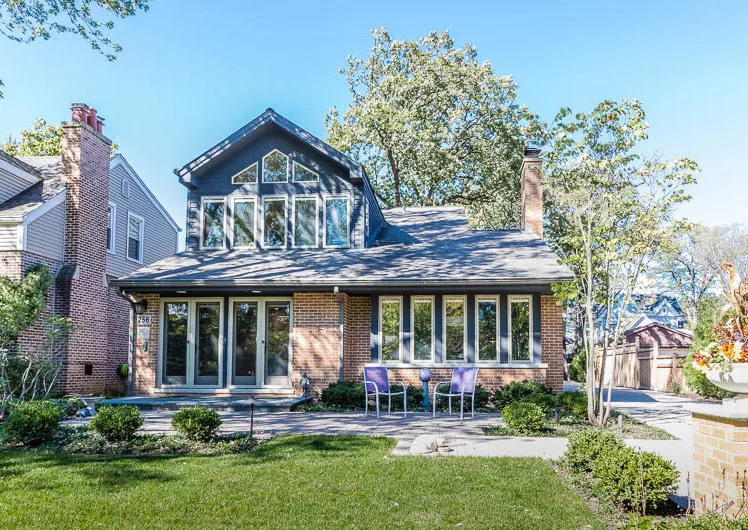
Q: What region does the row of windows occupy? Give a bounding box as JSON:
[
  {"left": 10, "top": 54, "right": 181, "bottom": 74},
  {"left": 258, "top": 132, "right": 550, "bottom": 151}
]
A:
[
  {"left": 200, "top": 195, "right": 350, "bottom": 250},
  {"left": 107, "top": 202, "right": 144, "bottom": 263},
  {"left": 378, "top": 295, "right": 533, "bottom": 363},
  {"left": 231, "top": 149, "right": 319, "bottom": 185}
]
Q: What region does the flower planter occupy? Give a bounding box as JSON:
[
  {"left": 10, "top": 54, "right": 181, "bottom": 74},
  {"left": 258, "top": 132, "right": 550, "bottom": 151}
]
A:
[{"left": 707, "top": 363, "right": 748, "bottom": 412}]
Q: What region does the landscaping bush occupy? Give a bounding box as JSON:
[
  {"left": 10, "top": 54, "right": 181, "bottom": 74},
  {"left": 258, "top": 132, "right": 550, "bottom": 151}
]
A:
[
  {"left": 502, "top": 402, "right": 545, "bottom": 435},
  {"left": 51, "top": 397, "right": 85, "bottom": 418},
  {"left": 491, "top": 380, "right": 554, "bottom": 410},
  {"left": 172, "top": 407, "right": 222, "bottom": 442},
  {"left": 563, "top": 428, "right": 625, "bottom": 474},
  {"left": 320, "top": 381, "right": 365, "bottom": 409},
  {"left": 568, "top": 352, "right": 587, "bottom": 383},
  {"left": 683, "top": 353, "right": 735, "bottom": 400},
  {"left": 594, "top": 446, "right": 678, "bottom": 514},
  {"left": 89, "top": 405, "right": 143, "bottom": 441},
  {"left": 555, "top": 390, "right": 588, "bottom": 421},
  {"left": 621, "top": 512, "right": 748, "bottom": 529},
  {"left": 4, "top": 400, "right": 64, "bottom": 446}
]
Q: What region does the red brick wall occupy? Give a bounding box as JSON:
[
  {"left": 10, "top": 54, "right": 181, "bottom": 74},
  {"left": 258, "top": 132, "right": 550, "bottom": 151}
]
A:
[
  {"left": 541, "top": 295, "right": 564, "bottom": 393},
  {"left": 132, "top": 294, "right": 160, "bottom": 394},
  {"left": 343, "top": 296, "right": 370, "bottom": 381},
  {"left": 292, "top": 293, "right": 341, "bottom": 395},
  {"left": 58, "top": 118, "right": 113, "bottom": 394},
  {"left": 106, "top": 283, "right": 130, "bottom": 395}
]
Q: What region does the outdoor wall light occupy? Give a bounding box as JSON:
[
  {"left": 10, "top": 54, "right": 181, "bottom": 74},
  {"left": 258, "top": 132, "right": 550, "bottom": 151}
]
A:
[{"left": 134, "top": 300, "right": 148, "bottom": 314}]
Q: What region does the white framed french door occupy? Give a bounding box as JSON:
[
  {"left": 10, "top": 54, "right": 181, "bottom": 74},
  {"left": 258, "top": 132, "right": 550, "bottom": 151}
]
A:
[
  {"left": 228, "top": 297, "right": 293, "bottom": 389},
  {"left": 159, "top": 298, "right": 224, "bottom": 389}
]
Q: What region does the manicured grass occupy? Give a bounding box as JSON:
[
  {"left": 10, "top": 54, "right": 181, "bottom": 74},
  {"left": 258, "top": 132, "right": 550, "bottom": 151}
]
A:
[
  {"left": 484, "top": 413, "right": 674, "bottom": 439},
  {"left": 0, "top": 435, "right": 603, "bottom": 529}
]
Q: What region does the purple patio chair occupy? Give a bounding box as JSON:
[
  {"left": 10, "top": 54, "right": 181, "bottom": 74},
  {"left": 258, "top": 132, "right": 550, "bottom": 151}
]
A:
[
  {"left": 432, "top": 367, "right": 480, "bottom": 420},
  {"left": 363, "top": 366, "right": 407, "bottom": 419}
]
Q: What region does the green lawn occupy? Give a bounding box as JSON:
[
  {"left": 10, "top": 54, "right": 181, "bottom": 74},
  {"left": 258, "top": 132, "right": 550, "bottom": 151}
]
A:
[{"left": 0, "top": 435, "right": 603, "bottom": 530}]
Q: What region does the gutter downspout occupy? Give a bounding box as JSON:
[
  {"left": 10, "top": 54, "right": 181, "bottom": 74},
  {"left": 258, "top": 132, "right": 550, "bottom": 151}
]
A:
[{"left": 335, "top": 286, "right": 344, "bottom": 382}]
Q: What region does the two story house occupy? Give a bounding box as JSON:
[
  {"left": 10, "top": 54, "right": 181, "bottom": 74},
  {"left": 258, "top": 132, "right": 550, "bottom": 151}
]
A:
[
  {"left": 113, "top": 109, "right": 573, "bottom": 398},
  {"left": 0, "top": 104, "right": 180, "bottom": 394}
]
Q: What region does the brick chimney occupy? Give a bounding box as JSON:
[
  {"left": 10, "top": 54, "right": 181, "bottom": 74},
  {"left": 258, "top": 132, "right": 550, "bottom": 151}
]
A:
[
  {"left": 520, "top": 146, "right": 543, "bottom": 238},
  {"left": 58, "top": 103, "right": 112, "bottom": 393}
]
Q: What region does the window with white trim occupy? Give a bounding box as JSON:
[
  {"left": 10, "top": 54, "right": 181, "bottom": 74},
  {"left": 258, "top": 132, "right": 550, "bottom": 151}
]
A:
[
  {"left": 476, "top": 296, "right": 499, "bottom": 361},
  {"left": 127, "top": 212, "right": 144, "bottom": 263},
  {"left": 324, "top": 196, "right": 349, "bottom": 247},
  {"left": 262, "top": 150, "right": 288, "bottom": 183},
  {"left": 444, "top": 296, "right": 466, "bottom": 361},
  {"left": 411, "top": 297, "right": 434, "bottom": 362},
  {"left": 263, "top": 197, "right": 286, "bottom": 248},
  {"left": 293, "top": 196, "right": 317, "bottom": 247},
  {"left": 232, "top": 162, "right": 258, "bottom": 184},
  {"left": 107, "top": 202, "right": 116, "bottom": 254},
  {"left": 292, "top": 161, "right": 319, "bottom": 182},
  {"left": 201, "top": 197, "right": 225, "bottom": 249},
  {"left": 379, "top": 297, "right": 402, "bottom": 361},
  {"left": 509, "top": 295, "right": 532, "bottom": 362},
  {"left": 232, "top": 198, "right": 255, "bottom": 247}
]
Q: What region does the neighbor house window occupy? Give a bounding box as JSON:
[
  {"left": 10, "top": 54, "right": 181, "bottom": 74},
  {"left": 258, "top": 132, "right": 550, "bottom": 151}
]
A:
[
  {"left": 201, "top": 197, "right": 225, "bottom": 249},
  {"left": 262, "top": 150, "right": 288, "bottom": 183},
  {"left": 232, "top": 198, "right": 255, "bottom": 248},
  {"left": 263, "top": 197, "right": 286, "bottom": 248},
  {"left": 379, "top": 297, "right": 402, "bottom": 361},
  {"left": 324, "top": 196, "right": 349, "bottom": 247},
  {"left": 107, "top": 202, "right": 116, "bottom": 254},
  {"left": 232, "top": 162, "right": 258, "bottom": 184},
  {"left": 476, "top": 296, "right": 499, "bottom": 361},
  {"left": 293, "top": 196, "right": 317, "bottom": 247},
  {"left": 411, "top": 297, "right": 434, "bottom": 362},
  {"left": 292, "top": 161, "right": 319, "bottom": 182},
  {"left": 444, "top": 296, "right": 466, "bottom": 361},
  {"left": 127, "top": 212, "right": 144, "bottom": 263},
  {"left": 509, "top": 295, "right": 532, "bottom": 362}
]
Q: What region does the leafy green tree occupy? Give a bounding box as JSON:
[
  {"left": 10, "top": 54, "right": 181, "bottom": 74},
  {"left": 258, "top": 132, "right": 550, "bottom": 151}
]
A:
[
  {"left": 326, "top": 28, "right": 540, "bottom": 228},
  {"left": 0, "top": 0, "right": 150, "bottom": 98},
  {"left": 544, "top": 99, "right": 698, "bottom": 426},
  {"left": 2, "top": 118, "right": 118, "bottom": 156},
  {"left": 0, "top": 264, "right": 52, "bottom": 348}
]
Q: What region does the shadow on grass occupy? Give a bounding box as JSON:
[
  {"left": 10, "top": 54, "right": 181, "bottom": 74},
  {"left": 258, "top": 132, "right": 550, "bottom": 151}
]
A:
[{"left": 240, "top": 435, "right": 394, "bottom": 464}]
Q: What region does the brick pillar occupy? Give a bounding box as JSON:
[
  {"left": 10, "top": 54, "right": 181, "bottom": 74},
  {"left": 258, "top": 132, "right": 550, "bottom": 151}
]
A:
[
  {"left": 520, "top": 146, "right": 543, "bottom": 238},
  {"left": 541, "top": 295, "right": 564, "bottom": 393},
  {"left": 58, "top": 104, "right": 113, "bottom": 393},
  {"left": 692, "top": 411, "right": 748, "bottom": 516},
  {"left": 132, "top": 294, "right": 160, "bottom": 394},
  {"left": 292, "top": 293, "right": 341, "bottom": 396}
]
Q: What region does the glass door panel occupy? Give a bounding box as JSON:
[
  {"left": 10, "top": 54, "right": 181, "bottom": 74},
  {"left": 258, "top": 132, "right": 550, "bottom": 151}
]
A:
[
  {"left": 163, "top": 302, "right": 188, "bottom": 385},
  {"left": 194, "top": 302, "right": 220, "bottom": 385},
  {"left": 265, "top": 302, "right": 290, "bottom": 386},
  {"left": 233, "top": 302, "right": 259, "bottom": 386}
]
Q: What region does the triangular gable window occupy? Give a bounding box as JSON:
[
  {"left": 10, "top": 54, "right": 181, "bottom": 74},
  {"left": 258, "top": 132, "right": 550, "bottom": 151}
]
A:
[
  {"left": 262, "top": 150, "right": 288, "bottom": 183},
  {"left": 232, "top": 162, "right": 258, "bottom": 184}
]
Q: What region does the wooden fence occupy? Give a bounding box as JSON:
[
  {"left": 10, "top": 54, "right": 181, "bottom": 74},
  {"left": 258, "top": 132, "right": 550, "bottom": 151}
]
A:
[{"left": 596, "top": 341, "right": 690, "bottom": 392}]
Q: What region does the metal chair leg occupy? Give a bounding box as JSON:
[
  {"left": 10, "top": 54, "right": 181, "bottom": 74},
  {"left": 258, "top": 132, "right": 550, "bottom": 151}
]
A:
[
  {"left": 460, "top": 391, "right": 464, "bottom": 421},
  {"left": 432, "top": 389, "right": 437, "bottom": 418},
  {"left": 472, "top": 393, "right": 475, "bottom": 418},
  {"left": 403, "top": 388, "right": 407, "bottom": 418},
  {"left": 388, "top": 395, "right": 391, "bottom": 415},
  {"left": 375, "top": 393, "right": 380, "bottom": 419},
  {"left": 449, "top": 396, "right": 452, "bottom": 416},
  {"left": 365, "top": 393, "right": 368, "bottom": 417}
]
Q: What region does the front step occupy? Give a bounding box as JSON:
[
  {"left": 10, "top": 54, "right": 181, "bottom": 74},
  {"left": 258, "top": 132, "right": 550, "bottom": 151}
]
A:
[{"left": 100, "top": 395, "right": 311, "bottom": 412}]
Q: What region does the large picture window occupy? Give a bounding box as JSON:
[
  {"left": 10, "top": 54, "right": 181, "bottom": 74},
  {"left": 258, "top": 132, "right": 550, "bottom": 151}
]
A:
[
  {"left": 232, "top": 198, "right": 255, "bottom": 248},
  {"left": 509, "top": 296, "right": 532, "bottom": 362},
  {"left": 324, "top": 196, "right": 349, "bottom": 247},
  {"left": 411, "top": 297, "right": 434, "bottom": 362},
  {"left": 477, "top": 296, "right": 499, "bottom": 361},
  {"left": 263, "top": 197, "right": 286, "bottom": 248},
  {"left": 127, "top": 212, "right": 144, "bottom": 263},
  {"left": 444, "top": 297, "right": 466, "bottom": 361},
  {"left": 201, "top": 197, "right": 225, "bottom": 249},
  {"left": 262, "top": 150, "right": 288, "bottom": 183},
  {"left": 379, "top": 297, "right": 402, "bottom": 362},
  {"left": 293, "top": 197, "right": 317, "bottom": 247}
]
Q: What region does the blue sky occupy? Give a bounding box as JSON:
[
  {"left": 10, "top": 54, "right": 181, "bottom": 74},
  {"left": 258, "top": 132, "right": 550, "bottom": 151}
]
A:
[{"left": 1, "top": 0, "right": 746, "bottom": 234}]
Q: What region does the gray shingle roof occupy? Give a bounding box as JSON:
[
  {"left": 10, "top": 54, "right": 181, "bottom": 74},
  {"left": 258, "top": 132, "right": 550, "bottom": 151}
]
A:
[
  {"left": 0, "top": 149, "right": 42, "bottom": 177},
  {"left": 113, "top": 207, "right": 573, "bottom": 290},
  {"left": 0, "top": 156, "right": 64, "bottom": 220}
]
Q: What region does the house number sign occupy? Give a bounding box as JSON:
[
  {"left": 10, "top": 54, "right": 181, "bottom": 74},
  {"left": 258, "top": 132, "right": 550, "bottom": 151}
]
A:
[{"left": 136, "top": 315, "right": 152, "bottom": 325}]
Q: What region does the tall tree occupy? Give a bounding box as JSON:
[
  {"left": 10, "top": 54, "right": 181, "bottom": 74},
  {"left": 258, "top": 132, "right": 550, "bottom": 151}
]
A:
[
  {"left": 326, "top": 28, "right": 540, "bottom": 228},
  {"left": 0, "top": 0, "right": 150, "bottom": 98},
  {"left": 702, "top": 224, "right": 748, "bottom": 298},
  {"left": 657, "top": 224, "right": 720, "bottom": 329},
  {"left": 544, "top": 99, "right": 698, "bottom": 426},
  {"left": 2, "top": 118, "right": 118, "bottom": 156}
]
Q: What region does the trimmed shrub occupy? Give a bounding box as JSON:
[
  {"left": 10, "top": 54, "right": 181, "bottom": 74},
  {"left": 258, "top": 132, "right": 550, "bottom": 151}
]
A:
[
  {"left": 51, "top": 397, "right": 86, "bottom": 418},
  {"left": 568, "top": 352, "right": 587, "bottom": 383},
  {"left": 555, "top": 390, "right": 588, "bottom": 421},
  {"left": 320, "top": 381, "right": 365, "bottom": 409},
  {"left": 4, "top": 400, "right": 64, "bottom": 446},
  {"left": 563, "top": 428, "right": 624, "bottom": 474},
  {"left": 89, "top": 405, "right": 143, "bottom": 441},
  {"left": 683, "top": 353, "right": 735, "bottom": 400},
  {"left": 502, "top": 402, "right": 545, "bottom": 435},
  {"left": 172, "top": 407, "right": 222, "bottom": 442},
  {"left": 491, "top": 380, "right": 554, "bottom": 410},
  {"left": 594, "top": 446, "right": 678, "bottom": 514}
]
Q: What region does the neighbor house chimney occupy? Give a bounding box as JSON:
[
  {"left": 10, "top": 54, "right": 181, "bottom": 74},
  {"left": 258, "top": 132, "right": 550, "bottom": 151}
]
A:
[
  {"left": 520, "top": 146, "right": 543, "bottom": 238},
  {"left": 59, "top": 103, "right": 112, "bottom": 393}
]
